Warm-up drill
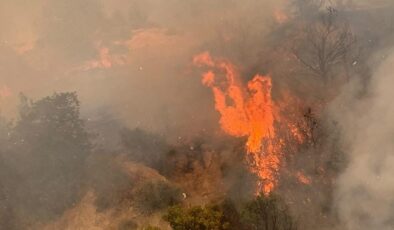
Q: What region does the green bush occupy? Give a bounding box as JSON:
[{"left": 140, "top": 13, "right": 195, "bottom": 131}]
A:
[
  {"left": 160, "top": 194, "right": 298, "bottom": 230},
  {"left": 163, "top": 205, "right": 229, "bottom": 230},
  {"left": 134, "top": 181, "right": 182, "bottom": 214},
  {"left": 240, "top": 194, "right": 297, "bottom": 230},
  {"left": 218, "top": 199, "right": 243, "bottom": 230},
  {"left": 1, "top": 92, "right": 92, "bottom": 222}
]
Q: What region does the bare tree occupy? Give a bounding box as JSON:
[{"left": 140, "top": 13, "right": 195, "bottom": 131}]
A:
[{"left": 293, "top": 7, "right": 356, "bottom": 82}]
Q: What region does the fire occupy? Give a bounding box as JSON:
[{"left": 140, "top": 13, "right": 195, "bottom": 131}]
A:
[
  {"left": 296, "top": 171, "right": 312, "bottom": 185},
  {"left": 0, "top": 85, "right": 12, "bottom": 98},
  {"left": 274, "top": 9, "right": 288, "bottom": 24},
  {"left": 193, "top": 52, "right": 310, "bottom": 195},
  {"left": 193, "top": 52, "right": 280, "bottom": 194}
]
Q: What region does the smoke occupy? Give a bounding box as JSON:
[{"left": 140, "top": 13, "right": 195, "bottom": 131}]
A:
[
  {"left": 332, "top": 51, "right": 394, "bottom": 229},
  {"left": 0, "top": 0, "right": 286, "bottom": 139},
  {"left": 2, "top": 0, "right": 394, "bottom": 229},
  {"left": 0, "top": 1, "right": 287, "bottom": 228}
]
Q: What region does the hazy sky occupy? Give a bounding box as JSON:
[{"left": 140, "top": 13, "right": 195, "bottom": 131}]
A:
[
  {"left": 0, "top": 0, "right": 389, "bottom": 133},
  {"left": 0, "top": 1, "right": 289, "bottom": 135}
]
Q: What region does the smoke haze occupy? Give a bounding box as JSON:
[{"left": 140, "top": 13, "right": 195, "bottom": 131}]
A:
[
  {"left": 332, "top": 51, "right": 394, "bottom": 230},
  {"left": 1, "top": 1, "right": 394, "bottom": 229},
  {"left": 0, "top": 0, "right": 286, "bottom": 138}
]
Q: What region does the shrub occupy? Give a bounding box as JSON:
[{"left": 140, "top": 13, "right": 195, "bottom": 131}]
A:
[
  {"left": 163, "top": 205, "right": 229, "bottom": 230},
  {"left": 240, "top": 194, "right": 297, "bottom": 230},
  {"left": 134, "top": 181, "right": 182, "bottom": 214}
]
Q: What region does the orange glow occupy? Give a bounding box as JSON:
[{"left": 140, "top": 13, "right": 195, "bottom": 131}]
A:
[
  {"left": 274, "top": 9, "right": 288, "bottom": 24},
  {"left": 0, "top": 85, "right": 12, "bottom": 98},
  {"left": 289, "top": 123, "right": 304, "bottom": 144},
  {"left": 193, "top": 52, "right": 279, "bottom": 195},
  {"left": 277, "top": 91, "right": 310, "bottom": 145},
  {"left": 14, "top": 41, "right": 35, "bottom": 54},
  {"left": 194, "top": 52, "right": 310, "bottom": 195},
  {"left": 296, "top": 171, "right": 312, "bottom": 185},
  {"left": 83, "top": 46, "right": 126, "bottom": 71}
]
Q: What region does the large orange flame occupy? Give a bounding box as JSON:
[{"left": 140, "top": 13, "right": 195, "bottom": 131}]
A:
[{"left": 193, "top": 52, "right": 280, "bottom": 194}]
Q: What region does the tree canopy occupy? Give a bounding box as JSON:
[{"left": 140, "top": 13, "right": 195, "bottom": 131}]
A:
[{"left": 0, "top": 92, "right": 92, "bottom": 226}]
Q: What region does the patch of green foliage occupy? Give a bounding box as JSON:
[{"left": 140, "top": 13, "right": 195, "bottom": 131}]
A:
[
  {"left": 134, "top": 180, "right": 183, "bottom": 214},
  {"left": 163, "top": 205, "right": 230, "bottom": 230},
  {"left": 0, "top": 92, "right": 92, "bottom": 226},
  {"left": 163, "top": 194, "right": 297, "bottom": 230},
  {"left": 240, "top": 194, "right": 297, "bottom": 230}
]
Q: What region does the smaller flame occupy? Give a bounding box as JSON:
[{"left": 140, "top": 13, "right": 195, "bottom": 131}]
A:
[
  {"left": 0, "top": 85, "right": 12, "bottom": 98},
  {"left": 274, "top": 9, "right": 288, "bottom": 24},
  {"left": 289, "top": 123, "right": 304, "bottom": 143},
  {"left": 296, "top": 171, "right": 312, "bottom": 185},
  {"left": 83, "top": 46, "right": 126, "bottom": 71}
]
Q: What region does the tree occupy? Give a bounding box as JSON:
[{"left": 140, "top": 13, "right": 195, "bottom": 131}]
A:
[
  {"left": 293, "top": 7, "right": 356, "bottom": 82},
  {"left": 219, "top": 199, "right": 244, "bottom": 230},
  {"left": 4, "top": 92, "right": 92, "bottom": 222},
  {"left": 163, "top": 205, "right": 230, "bottom": 230},
  {"left": 240, "top": 194, "right": 297, "bottom": 230},
  {"left": 291, "top": 0, "right": 326, "bottom": 18},
  {"left": 291, "top": 0, "right": 355, "bottom": 20},
  {"left": 0, "top": 117, "right": 19, "bottom": 230}
]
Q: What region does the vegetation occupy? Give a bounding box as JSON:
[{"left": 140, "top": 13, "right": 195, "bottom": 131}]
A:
[
  {"left": 240, "top": 194, "right": 297, "bottom": 230},
  {"left": 163, "top": 195, "right": 297, "bottom": 230},
  {"left": 293, "top": 7, "right": 356, "bottom": 82},
  {"left": 134, "top": 180, "right": 183, "bottom": 214},
  {"left": 87, "top": 152, "right": 133, "bottom": 211},
  {"left": 118, "top": 219, "right": 138, "bottom": 230},
  {"left": 0, "top": 93, "right": 92, "bottom": 226},
  {"left": 163, "top": 205, "right": 230, "bottom": 230},
  {"left": 121, "top": 128, "right": 170, "bottom": 172},
  {"left": 1, "top": 1, "right": 390, "bottom": 229}
]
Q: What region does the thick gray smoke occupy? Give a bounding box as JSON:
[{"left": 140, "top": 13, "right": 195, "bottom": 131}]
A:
[{"left": 332, "top": 52, "right": 394, "bottom": 230}]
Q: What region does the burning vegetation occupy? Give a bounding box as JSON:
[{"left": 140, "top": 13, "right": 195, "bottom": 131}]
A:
[
  {"left": 1, "top": 0, "right": 394, "bottom": 230},
  {"left": 193, "top": 51, "right": 310, "bottom": 195}
]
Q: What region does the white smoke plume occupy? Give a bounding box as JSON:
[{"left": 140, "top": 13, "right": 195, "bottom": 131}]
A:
[{"left": 333, "top": 51, "right": 394, "bottom": 230}]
